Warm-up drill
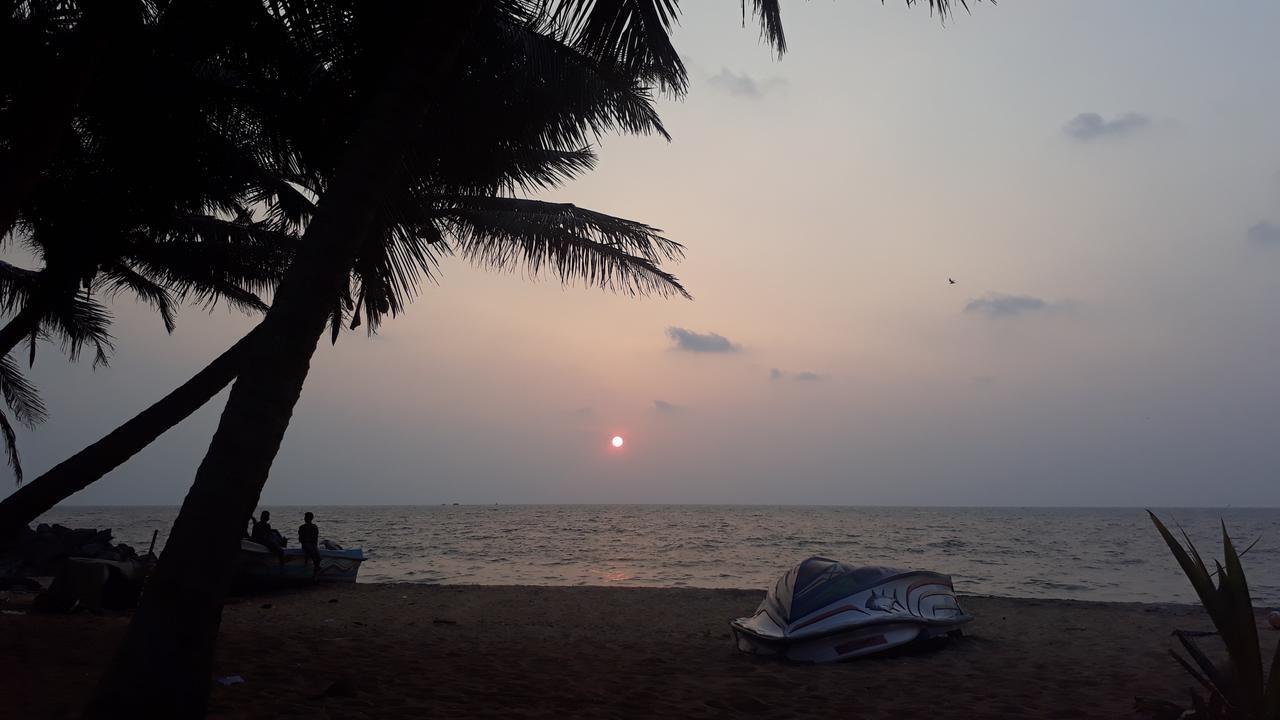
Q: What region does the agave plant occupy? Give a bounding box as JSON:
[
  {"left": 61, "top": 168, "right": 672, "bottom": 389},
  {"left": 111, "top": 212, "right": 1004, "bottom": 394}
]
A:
[{"left": 1146, "top": 511, "right": 1280, "bottom": 719}]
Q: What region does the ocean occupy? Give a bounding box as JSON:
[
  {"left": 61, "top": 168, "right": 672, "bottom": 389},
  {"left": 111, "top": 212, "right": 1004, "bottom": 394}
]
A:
[{"left": 35, "top": 505, "right": 1280, "bottom": 605}]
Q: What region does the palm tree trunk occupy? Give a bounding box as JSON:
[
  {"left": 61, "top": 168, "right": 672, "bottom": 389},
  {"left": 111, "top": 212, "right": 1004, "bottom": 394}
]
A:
[
  {"left": 0, "top": 331, "right": 256, "bottom": 541},
  {"left": 85, "top": 5, "right": 484, "bottom": 717}
]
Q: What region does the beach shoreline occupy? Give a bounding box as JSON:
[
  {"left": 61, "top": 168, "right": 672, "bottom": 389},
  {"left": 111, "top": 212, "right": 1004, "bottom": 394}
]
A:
[{"left": 3, "top": 583, "right": 1275, "bottom": 719}]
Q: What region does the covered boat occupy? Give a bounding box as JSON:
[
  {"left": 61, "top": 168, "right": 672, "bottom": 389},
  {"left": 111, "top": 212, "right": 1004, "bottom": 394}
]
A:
[
  {"left": 234, "top": 539, "right": 366, "bottom": 585},
  {"left": 731, "top": 556, "right": 971, "bottom": 662}
]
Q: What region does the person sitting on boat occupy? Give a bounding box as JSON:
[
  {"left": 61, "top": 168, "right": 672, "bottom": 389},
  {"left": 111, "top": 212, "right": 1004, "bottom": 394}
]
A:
[
  {"left": 299, "top": 512, "right": 321, "bottom": 577},
  {"left": 247, "top": 510, "right": 286, "bottom": 563}
]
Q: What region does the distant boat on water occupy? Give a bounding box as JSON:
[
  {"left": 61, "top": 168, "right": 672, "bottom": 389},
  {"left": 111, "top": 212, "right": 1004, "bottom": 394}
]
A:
[{"left": 234, "top": 539, "right": 365, "bottom": 585}]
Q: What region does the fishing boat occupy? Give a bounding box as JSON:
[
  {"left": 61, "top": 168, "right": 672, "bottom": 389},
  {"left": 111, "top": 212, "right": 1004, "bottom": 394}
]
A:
[
  {"left": 730, "top": 556, "right": 972, "bottom": 662},
  {"left": 234, "top": 538, "right": 366, "bottom": 585}
]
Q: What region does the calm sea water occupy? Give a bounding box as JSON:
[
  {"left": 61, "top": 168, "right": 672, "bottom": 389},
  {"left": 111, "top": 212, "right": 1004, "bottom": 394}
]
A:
[{"left": 35, "top": 505, "right": 1280, "bottom": 605}]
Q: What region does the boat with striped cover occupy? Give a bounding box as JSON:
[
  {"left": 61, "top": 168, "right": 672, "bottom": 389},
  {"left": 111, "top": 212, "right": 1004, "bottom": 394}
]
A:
[{"left": 731, "top": 556, "right": 971, "bottom": 662}]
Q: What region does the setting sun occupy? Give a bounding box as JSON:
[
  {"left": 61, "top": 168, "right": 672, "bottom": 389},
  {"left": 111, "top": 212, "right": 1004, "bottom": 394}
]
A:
[{"left": 611, "top": 435, "right": 624, "bottom": 448}]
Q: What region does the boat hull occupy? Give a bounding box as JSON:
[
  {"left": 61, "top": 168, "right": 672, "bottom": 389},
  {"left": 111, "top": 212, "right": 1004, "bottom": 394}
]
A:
[
  {"left": 235, "top": 539, "right": 365, "bottom": 585},
  {"left": 731, "top": 565, "right": 971, "bottom": 662},
  {"left": 732, "top": 617, "right": 965, "bottom": 663}
]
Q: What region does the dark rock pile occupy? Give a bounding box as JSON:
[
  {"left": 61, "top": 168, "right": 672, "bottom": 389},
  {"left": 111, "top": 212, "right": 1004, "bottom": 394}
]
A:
[{"left": 0, "top": 524, "right": 142, "bottom": 579}]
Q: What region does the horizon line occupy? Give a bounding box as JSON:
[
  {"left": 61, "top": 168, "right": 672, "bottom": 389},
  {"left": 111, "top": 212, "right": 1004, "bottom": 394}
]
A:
[{"left": 43, "top": 502, "right": 1280, "bottom": 510}]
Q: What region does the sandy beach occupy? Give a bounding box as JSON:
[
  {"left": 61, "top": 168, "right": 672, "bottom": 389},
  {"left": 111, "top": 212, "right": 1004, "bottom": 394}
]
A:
[{"left": 4, "top": 583, "right": 1275, "bottom": 719}]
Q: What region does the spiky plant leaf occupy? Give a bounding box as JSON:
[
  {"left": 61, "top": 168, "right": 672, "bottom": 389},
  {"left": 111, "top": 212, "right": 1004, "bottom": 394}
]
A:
[
  {"left": 1149, "top": 512, "right": 1275, "bottom": 719},
  {"left": 1219, "top": 521, "right": 1265, "bottom": 712},
  {"left": 1150, "top": 511, "right": 1217, "bottom": 611}
]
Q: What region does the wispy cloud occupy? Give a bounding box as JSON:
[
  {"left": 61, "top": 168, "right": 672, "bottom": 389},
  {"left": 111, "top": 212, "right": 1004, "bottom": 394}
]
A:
[
  {"left": 653, "top": 400, "right": 685, "bottom": 414},
  {"left": 1246, "top": 221, "right": 1280, "bottom": 247},
  {"left": 1062, "top": 112, "right": 1152, "bottom": 141},
  {"left": 707, "top": 67, "right": 788, "bottom": 99},
  {"left": 666, "top": 327, "right": 741, "bottom": 353},
  {"left": 770, "top": 368, "right": 823, "bottom": 382},
  {"left": 964, "top": 293, "right": 1049, "bottom": 319}
]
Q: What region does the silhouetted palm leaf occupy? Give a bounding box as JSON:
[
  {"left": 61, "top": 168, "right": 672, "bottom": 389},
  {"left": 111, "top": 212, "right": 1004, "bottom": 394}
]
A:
[
  {"left": 0, "top": 260, "right": 40, "bottom": 314},
  {"left": 99, "top": 263, "right": 177, "bottom": 333},
  {"left": 435, "top": 196, "right": 688, "bottom": 296},
  {"left": 0, "top": 352, "right": 47, "bottom": 484},
  {"left": 39, "top": 291, "right": 113, "bottom": 368},
  {"left": 0, "top": 410, "right": 22, "bottom": 484},
  {"left": 0, "top": 354, "right": 47, "bottom": 427}
]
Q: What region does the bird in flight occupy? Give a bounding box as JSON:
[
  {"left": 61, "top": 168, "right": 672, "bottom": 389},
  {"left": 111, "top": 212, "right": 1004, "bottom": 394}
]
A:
[{"left": 948, "top": 278, "right": 956, "bottom": 285}]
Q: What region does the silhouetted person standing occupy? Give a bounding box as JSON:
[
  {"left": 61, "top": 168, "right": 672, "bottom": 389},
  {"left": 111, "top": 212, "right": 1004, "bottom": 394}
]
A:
[{"left": 299, "top": 511, "right": 321, "bottom": 577}]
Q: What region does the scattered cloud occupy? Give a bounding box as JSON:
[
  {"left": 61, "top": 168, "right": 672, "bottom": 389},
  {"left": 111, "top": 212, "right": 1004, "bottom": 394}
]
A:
[
  {"left": 567, "top": 406, "right": 594, "bottom": 419},
  {"left": 707, "top": 67, "right": 788, "bottom": 99},
  {"left": 666, "top": 327, "right": 741, "bottom": 353},
  {"left": 653, "top": 400, "right": 685, "bottom": 414},
  {"left": 1246, "top": 221, "right": 1280, "bottom": 247},
  {"left": 964, "top": 293, "right": 1049, "bottom": 319},
  {"left": 770, "top": 368, "right": 824, "bottom": 382},
  {"left": 1062, "top": 112, "right": 1152, "bottom": 141}
]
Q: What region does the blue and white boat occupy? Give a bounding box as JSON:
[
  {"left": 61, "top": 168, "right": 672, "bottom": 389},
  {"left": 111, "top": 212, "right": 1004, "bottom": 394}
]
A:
[
  {"left": 235, "top": 538, "right": 366, "bottom": 585},
  {"left": 731, "top": 556, "right": 972, "bottom": 662}
]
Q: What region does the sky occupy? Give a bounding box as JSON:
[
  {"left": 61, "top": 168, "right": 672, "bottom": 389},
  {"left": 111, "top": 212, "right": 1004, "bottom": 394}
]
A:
[{"left": 7, "top": 0, "right": 1280, "bottom": 507}]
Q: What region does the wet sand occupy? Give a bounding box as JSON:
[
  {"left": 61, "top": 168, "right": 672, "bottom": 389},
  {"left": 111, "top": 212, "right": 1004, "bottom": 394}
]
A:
[{"left": 2, "top": 584, "right": 1275, "bottom": 719}]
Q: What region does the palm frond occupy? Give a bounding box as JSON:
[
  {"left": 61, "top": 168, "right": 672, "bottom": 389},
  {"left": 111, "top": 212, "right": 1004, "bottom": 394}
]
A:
[
  {"left": 345, "top": 218, "right": 448, "bottom": 333},
  {"left": 438, "top": 17, "right": 670, "bottom": 156},
  {"left": 0, "top": 353, "right": 46, "bottom": 428},
  {"left": 124, "top": 227, "right": 292, "bottom": 315},
  {"left": 438, "top": 197, "right": 690, "bottom": 300},
  {"left": 549, "top": 0, "right": 688, "bottom": 95},
  {"left": 0, "top": 407, "right": 22, "bottom": 485},
  {"left": 98, "top": 263, "right": 177, "bottom": 333},
  {"left": 40, "top": 291, "right": 114, "bottom": 368},
  {"left": 247, "top": 173, "right": 318, "bottom": 235},
  {"left": 431, "top": 195, "right": 685, "bottom": 263},
  {"left": 742, "top": 1, "right": 785, "bottom": 54},
  {"left": 0, "top": 260, "right": 40, "bottom": 314},
  {"left": 425, "top": 145, "right": 599, "bottom": 197},
  {"left": 898, "top": 0, "right": 977, "bottom": 22}
]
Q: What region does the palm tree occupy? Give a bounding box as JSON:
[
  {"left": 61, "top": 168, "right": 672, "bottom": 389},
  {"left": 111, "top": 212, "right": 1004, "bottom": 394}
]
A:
[
  {"left": 0, "top": 0, "right": 304, "bottom": 481},
  {"left": 82, "top": 1, "right": 969, "bottom": 715},
  {"left": 0, "top": 138, "right": 290, "bottom": 483},
  {"left": 0, "top": 0, "right": 684, "bottom": 536},
  {"left": 85, "top": 4, "right": 692, "bottom": 715}
]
